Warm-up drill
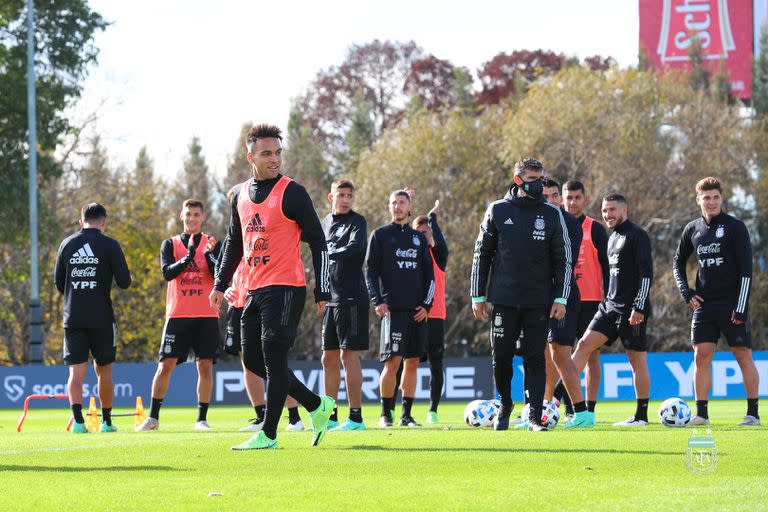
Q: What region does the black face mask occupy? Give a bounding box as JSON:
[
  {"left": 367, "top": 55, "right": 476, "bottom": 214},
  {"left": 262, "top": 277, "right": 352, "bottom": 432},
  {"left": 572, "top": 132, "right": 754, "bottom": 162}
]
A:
[{"left": 519, "top": 178, "right": 544, "bottom": 199}]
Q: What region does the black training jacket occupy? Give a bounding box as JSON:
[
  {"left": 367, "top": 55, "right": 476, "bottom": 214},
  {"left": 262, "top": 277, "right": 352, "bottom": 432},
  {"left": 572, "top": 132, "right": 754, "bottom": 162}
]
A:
[
  {"left": 322, "top": 210, "right": 368, "bottom": 305},
  {"left": 365, "top": 222, "right": 435, "bottom": 311},
  {"left": 54, "top": 228, "right": 131, "bottom": 328},
  {"left": 470, "top": 186, "right": 571, "bottom": 308},
  {"left": 673, "top": 212, "right": 752, "bottom": 320},
  {"left": 604, "top": 220, "right": 653, "bottom": 316}
]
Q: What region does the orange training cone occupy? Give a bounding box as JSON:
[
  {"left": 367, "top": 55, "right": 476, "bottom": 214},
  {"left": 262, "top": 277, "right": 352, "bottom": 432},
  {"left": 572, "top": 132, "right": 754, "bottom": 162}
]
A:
[
  {"left": 86, "top": 396, "right": 99, "bottom": 432},
  {"left": 134, "top": 396, "right": 146, "bottom": 428}
]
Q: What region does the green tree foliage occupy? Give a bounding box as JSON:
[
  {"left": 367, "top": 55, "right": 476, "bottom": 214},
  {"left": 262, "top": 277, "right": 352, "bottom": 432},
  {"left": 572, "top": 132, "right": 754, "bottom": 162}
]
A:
[{"left": 754, "top": 27, "right": 768, "bottom": 118}]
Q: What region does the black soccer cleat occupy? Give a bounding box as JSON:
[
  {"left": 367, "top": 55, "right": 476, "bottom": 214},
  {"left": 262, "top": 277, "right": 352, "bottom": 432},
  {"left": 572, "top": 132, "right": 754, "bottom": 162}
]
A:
[
  {"left": 398, "top": 416, "right": 421, "bottom": 427},
  {"left": 494, "top": 403, "right": 514, "bottom": 431}
]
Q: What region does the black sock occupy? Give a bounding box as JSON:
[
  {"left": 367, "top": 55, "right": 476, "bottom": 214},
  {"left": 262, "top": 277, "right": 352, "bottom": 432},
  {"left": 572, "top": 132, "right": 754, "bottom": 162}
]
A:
[
  {"left": 573, "top": 401, "right": 587, "bottom": 413},
  {"left": 381, "top": 397, "right": 393, "bottom": 418},
  {"left": 587, "top": 400, "right": 597, "bottom": 413},
  {"left": 150, "top": 397, "right": 163, "bottom": 420},
  {"left": 197, "top": 402, "right": 209, "bottom": 422},
  {"left": 72, "top": 404, "right": 84, "bottom": 424},
  {"left": 696, "top": 400, "right": 709, "bottom": 419},
  {"left": 634, "top": 398, "right": 649, "bottom": 421},
  {"left": 102, "top": 407, "right": 112, "bottom": 426},
  {"left": 288, "top": 406, "right": 301, "bottom": 424},
  {"left": 349, "top": 407, "right": 363, "bottom": 423},
  {"left": 254, "top": 405, "right": 265, "bottom": 423},
  {"left": 401, "top": 397, "right": 414, "bottom": 418},
  {"left": 330, "top": 406, "right": 338, "bottom": 422},
  {"left": 429, "top": 358, "right": 443, "bottom": 412},
  {"left": 747, "top": 398, "right": 759, "bottom": 418},
  {"left": 553, "top": 381, "right": 567, "bottom": 404},
  {"left": 565, "top": 403, "right": 575, "bottom": 416}
]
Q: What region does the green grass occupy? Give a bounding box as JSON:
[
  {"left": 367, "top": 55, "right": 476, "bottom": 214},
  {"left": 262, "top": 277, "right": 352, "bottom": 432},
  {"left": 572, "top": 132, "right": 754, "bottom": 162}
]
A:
[{"left": 2, "top": 400, "right": 766, "bottom": 511}]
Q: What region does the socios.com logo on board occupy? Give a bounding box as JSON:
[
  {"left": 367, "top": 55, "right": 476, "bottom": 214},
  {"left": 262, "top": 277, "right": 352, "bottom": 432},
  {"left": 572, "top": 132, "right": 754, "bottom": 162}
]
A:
[{"left": 4, "top": 375, "right": 26, "bottom": 402}]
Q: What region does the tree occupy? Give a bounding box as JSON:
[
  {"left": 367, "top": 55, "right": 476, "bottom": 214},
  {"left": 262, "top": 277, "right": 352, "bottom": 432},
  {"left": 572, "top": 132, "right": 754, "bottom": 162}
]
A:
[
  {"left": 223, "top": 122, "right": 252, "bottom": 193},
  {"left": 687, "top": 35, "right": 710, "bottom": 92},
  {"left": 404, "top": 54, "right": 471, "bottom": 111},
  {"left": 338, "top": 91, "right": 375, "bottom": 176},
  {"left": 584, "top": 55, "right": 616, "bottom": 72},
  {"left": 475, "top": 49, "right": 566, "bottom": 105},
  {"left": 753, "top": 27, "right": 768, "bottom": 118}
]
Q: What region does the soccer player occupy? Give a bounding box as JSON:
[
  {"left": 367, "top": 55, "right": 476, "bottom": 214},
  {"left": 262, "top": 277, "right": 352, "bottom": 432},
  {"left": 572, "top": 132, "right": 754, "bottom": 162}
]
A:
[
  {"left": 211, "top": 124, "right": 334, "bottom": 450},
  {"left": 54, "top": 203, "right": 131, "bottom": 433},
  {"left": 136, "top": 199, "right": 222, "bottom": 431},
  {"left": 561, "top": 180, "right": 609, "bottom": 417},
  {"left": 673, "top": 177, "right": 760, "bottom": 426},
  {"left": 321, "top": 180, "right": 369, "bottom": 431},
  {"left": 568, "top": 194, "right": 653, "bottom": 428},
  {"left": 471, "top": 158, "right": 571, "bottom": 431},
  {"left": 413, "top": 200, "right": 448, "bottom": 424},
  {"left": 366, "top": 190, "right": 435, "bottom": 428}
]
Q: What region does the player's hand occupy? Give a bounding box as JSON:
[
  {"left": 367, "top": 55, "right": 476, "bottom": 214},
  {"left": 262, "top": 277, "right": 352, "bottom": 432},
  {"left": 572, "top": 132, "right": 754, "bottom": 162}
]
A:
[
  {"left": 472, "top": 301, "right": 488, "bottom": 321},
  {"left": 688, "top": 294, "right": 704, "bottom": 310},
  {"left": 316, "top": 301, "right": 327, "bottom": 318},
  {"left": 209, "top": 290, "right": 224, "bottom": 310},
  {"left": 404, "top": 188, "right": 416, "bottom": 211},
  {"left": 428, "top": 200, "right": 440, "bottom": 217},
  {"left": 413, "top": 306, "right": 428, "bottom": 322},
  {"left": 550, "top": 302, "right": 566, "bottom": 320},
  {"left": 186, "top": 236, "right": 197, "bottom": 257},
  {"left": 204, "top": 236, "right": 217, "bottom": 254},
  {"left": 731, "top": 310, "right": 744, "bottom": 326},
  {"left": 629, "top": 309, "right": 645, "bottom": 325},
  {"left": 375, "top": 303, "right": 389, "bottom": 318},
  {"left": 223, "top": 287, "right": 237, "bottom": 303}
]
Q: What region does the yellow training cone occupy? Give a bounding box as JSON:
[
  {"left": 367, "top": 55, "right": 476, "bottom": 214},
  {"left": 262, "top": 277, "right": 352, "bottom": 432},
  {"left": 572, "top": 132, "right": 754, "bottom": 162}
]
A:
[
  {"left": 86, "top": 396, "right": 99, "bottom": 432},
  {"left": 134, "top": 396, "right": 146, "bottom": 428}
]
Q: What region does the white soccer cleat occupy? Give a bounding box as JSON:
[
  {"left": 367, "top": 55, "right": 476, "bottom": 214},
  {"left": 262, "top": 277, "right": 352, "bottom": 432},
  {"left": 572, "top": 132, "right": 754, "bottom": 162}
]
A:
[
  {"left": 689, "top": 415, "right": 710, "bottom": 426},
  {"left": 194, "top": 420, "right": 212, "bottom": 431},
  {"left": 738, "top": 415, "right": 761, "bottom": 426},
  {"left": 240, "top": 419, "right": 264, "bottom": 432},
  {"left": 285, "top": 420, "right": 304, "bottom": 431},
  {"left": 134, "top": 417, "right": 159, "bottom": 432},
  {"left": 612, "top": 416, "right": 649, "bottom": 427}
]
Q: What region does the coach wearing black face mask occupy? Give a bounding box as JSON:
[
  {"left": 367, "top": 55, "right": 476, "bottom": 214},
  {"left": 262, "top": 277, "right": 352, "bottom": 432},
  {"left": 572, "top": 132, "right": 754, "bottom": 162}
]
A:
[{"left": 470, "top": 157, "right": 572, "bottom": 431}]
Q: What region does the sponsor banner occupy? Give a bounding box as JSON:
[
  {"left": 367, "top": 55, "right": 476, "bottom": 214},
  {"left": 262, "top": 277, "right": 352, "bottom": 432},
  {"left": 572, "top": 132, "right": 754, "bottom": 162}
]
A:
[
  {"left": 1, "top": 352, "right": 766, "bottom": 408},
  {"left": 639, "top": 0, "right": 754, "bottom": 99}
]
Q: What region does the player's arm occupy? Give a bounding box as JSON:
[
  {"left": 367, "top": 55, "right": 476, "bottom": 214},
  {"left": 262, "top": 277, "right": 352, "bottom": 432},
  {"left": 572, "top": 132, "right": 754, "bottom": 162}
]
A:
[
  {"left": 204, "top": 239, "right": 222, "bottom": 277},
  {"left": 365, "top": 230, "right": 384, "bottom": 307},
  {"left": 54, "top": 240, "right": 67, "bottom": 294},
  {"left": 732, "top": 221, "right": 753, "bottom": 323},
  {"left": 672, "top": 223, "right": 697, "bottom": 304},
  {"left": 592, "top": 221, "right": 610, "bottom": 296},
  {"left": 161, "top": 238, "right": 192, "bottom": 282},
  {"left": 631, "top": 230, "right": 653, "bottom": 321},
  {"left": 420, "top": 233, "right": 435, "bottom": 311},
  {"left": 470, "top": 205, "right": 498, "bottom": 320},
  {"left": 428, "top": 211, "right": 448, "bottom": 270},
  {"left": 549, "top": 208, "right": 570, "bottom": 320},
  {"left": 214, "top": 193, "right": 244, "bottom": 293},
  {"left": 283, "top": 182, "right": 330, "bottom": 303},
  {"left": 111, "top": 240, "right": 132, "bottom": 289},
  {"left": 328, "top": 215, "right": 367, "bottom": 261}
]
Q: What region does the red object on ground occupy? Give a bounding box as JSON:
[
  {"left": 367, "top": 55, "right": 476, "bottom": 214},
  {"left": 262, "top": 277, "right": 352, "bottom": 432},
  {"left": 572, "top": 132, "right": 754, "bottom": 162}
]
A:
[{"left": 16, "top": 394, "right": 69, "bottom": 433}]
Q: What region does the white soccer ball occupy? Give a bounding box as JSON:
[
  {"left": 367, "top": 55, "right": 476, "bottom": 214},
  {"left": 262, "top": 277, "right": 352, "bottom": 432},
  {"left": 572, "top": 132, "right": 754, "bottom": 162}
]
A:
[
  {"left": 658, "top": 397, "right": 692, "bottom": 427},
  {"left": 541, "top": 400, "right": 561, "bottom": 429},
  {"left": 464, "top": 399, "right": 499, "bottom": 428}
]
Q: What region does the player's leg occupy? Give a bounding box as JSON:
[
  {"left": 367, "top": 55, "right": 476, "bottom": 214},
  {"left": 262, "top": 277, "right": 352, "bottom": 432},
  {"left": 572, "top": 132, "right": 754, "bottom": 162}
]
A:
[
  {"left": 519, "top": 308, "right": 549, "bottom": 430},
  {"left": 195, "top": 358, "right": 213, "bottom": 429},
  {"left": 92, "top": 324, "right": 117, "bottom": 432},
  {"left": 549, "top": 344, "right": 585, "bottom": 408},
  {"left": 585, "top": 351, "right": 601, "bottom": 413},
  {"left": 613, "top": 348, "right": 650, "bottom": 426},
  {"left": 192, "top": 317, "right": 220, "bottom": 430},
  {"left": 399, "top": 356, "right": 421, "bottom": 426},
  {"left": 561, "top": 321, "right": 611, "bottom": 429},
  {"left": 691, "top": 342, "right": 715, "bottom": 425},
  {"left": 732, "top": 346, "right": 760, "bottom": 425},
  {"left": 240, "top": 353, "right": 266, "bottom": 431},
  {"left": 379, "top": 355, "right": 402, "bottom": 427},
  {"left": 337, "top": 349, "right": 365, "bottom": 429},
  {"left": 285, "top": 395, "right": 305, "bottom": 430},
  {"left": 490, "top": 305, "right": 522, "bottom": 430},
  {"left": 321, "top": 305, "right": 342, "bottom": 427},
  {"left": 378, "top": 310, "right": 404, "bottom": 427},
  {"left": 138, "top": 318, "right": 186, "bottom": 430},
  {"left": 426, "top": 318, "right": 445, "bottom": 424},
  {"left": 63, "top": 328, "right": 89, "bottom": 432}
]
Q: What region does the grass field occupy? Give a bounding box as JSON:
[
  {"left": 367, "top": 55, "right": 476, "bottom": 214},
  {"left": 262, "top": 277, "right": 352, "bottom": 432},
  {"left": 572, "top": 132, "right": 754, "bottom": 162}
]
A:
[{"left": 2, "top": 400, "right": 767, "bottom": 511}]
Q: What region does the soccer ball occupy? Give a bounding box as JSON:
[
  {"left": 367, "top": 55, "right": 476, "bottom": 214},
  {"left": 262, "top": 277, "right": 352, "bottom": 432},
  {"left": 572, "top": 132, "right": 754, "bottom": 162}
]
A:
[
  {"left": 520, "top": 401, "right": 560, "bottom": 429},
  {"left": 464, "top": 399, "right": 499, "bottom": 428},
  {"left": 658, "top": 397, "right": 692, "bottom": 427}
]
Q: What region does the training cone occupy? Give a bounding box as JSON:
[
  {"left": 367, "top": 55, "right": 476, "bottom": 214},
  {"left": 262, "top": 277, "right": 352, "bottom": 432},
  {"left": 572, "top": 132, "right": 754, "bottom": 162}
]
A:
[
  {"left": 134, "top": 396, "right": 146, "bottom": 428},
  {"left": 86, "top": 396, "right": 99, "bottom": 432}
]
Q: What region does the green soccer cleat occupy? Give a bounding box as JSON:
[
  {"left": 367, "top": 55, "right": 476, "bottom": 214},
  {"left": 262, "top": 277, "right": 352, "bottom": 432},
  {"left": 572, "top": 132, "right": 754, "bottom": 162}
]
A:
[
  {"left": 231, "top": 431, "right": 278, "bottom": 450},
  {"left": 330, "top": 419, "right": 366, "bottom": 431},
  {"left": 308, "top": 396, "right": 335, "bottom": 446},
  {"left": 99, "top": 422, "right": 117, "bottom": 433},
  {"left": 561, "top": 410, "right": 596, "bottom": 429},
  {"left": 71, "top": 422, "right": 88, "bottom": 434},
  {"left": 426, "top": 411, "right": 439, "bottom": 424},
  {"left": 327, "top": 419, "right": 340, "bottom": 430}
]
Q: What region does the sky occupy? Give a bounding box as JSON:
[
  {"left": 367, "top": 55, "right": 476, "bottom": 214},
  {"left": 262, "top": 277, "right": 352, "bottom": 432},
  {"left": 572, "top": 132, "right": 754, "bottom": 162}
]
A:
[{"left": 73, "top": 0, "right": 639, "bottom": 180}]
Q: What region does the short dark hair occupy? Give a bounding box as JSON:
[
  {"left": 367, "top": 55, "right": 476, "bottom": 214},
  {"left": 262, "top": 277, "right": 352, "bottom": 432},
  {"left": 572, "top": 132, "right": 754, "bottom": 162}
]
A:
[
  {"left": 602, "top": 193, "right": 627, "bottom": 205},
  {"left": 563, "top": 180, "right": 585, "bottom": 194},
  {"left": 182, "top": 198, "right": 205, "bottom": 211},
  {"left": 514, "top": 157, "right": 544, "bottom": 176},
  {"left": 81, "top": 203, "right": 107, "bottom": 223},
  {"left": 389, "top": 189, "right": 411, "bottom": 203},
  {"left": 412, "top": 215, "right": 429, "bottom": 229},
  {"left": 543, "top": 178, "right": 561, "bottom": 192},
  {"left": 246, "top": 124, "right": 283, "bottom": 151},
  {"left": 696, "top": 177, "right": 722, "bottom": 194},
  {"left": 331, "top": 179, "right": 355, "bottom": 192}
]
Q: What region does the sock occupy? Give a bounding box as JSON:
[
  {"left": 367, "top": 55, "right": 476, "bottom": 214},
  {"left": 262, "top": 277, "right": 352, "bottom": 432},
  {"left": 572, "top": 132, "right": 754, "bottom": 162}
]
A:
[
  {"left": 747, "top": 398, "right": 759, "bottom": 418},
  {"left": 587, "top": 400, "right": 597, "bottom": 413},
  {"left": 349, "top": 407, "right": 363, "bottom": 423},
  {"left": 634, "top": 398, "right": 649, "bottom": 422},
  {"left": 102, "top": 407, "right": 112, "bottom": 426},
  {"left": 696, "top": 400, "right": 709, "bottom": 419},
  {"left": 381, "top": 397, "right": 393, "bottom": 418},
  {"left": 288, "top": 406, "right": 301, "bottom": 424},
  {"left": 150, "top": 397, "right": 163, "bottom": 420},
  {"left": 573, "top": 401, "right": 587, "bottom": 413},
  {"left": 552, "top": 381, "right": 567, "bottom": 404},
  {"left": 330, "top": 406, "right": 338, "bottom": 422},
  {"left": 254, "top": 405, "right": 265, "bottom": 423},
  {"left": 401, "top": 397, "right": 414, "bottom": 418},
  {"left": 197, "top": 402, "right": 209, "bottom": 422},
  {"left": 429, "top": 358, "right": 443, "bottom": 412},
  {"left": 72, "top": 404, "right": 84, "bottom": 424}
]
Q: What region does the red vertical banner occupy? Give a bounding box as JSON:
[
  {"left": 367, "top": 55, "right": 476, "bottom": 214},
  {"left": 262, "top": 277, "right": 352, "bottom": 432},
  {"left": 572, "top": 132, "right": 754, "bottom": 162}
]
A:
[{"left": 640, "top": 0, "right": 754, "bottom": 99}]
